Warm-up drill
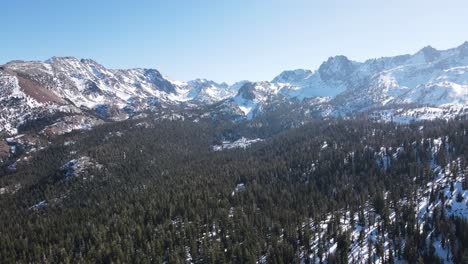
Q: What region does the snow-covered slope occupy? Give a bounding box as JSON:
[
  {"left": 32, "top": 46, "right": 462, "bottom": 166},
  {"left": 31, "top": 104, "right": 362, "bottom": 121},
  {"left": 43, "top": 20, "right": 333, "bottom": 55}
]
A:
[
  {"left": 5, "top": 57, "right": 185, "bottom": 109},
  {"left": 0, "top": 57, "right": 236, "bottom": 134},
  {"left": 230, "top": 81, "right": 287, "bottom": 119},
  {"left": 275, "top": 56, "right": 358, "bottom": 99},
  {"left": 274, "top": 42, "right": 468, "bottom": 119},
  {"left": 0, "top": 67, "right": 78, "bottom": 134},
  {"left": 225, "top": 42, "right": 468, "bottom": 120},
  {"left": 297, "top": 137, "right": 468, "bottom": 264},
  {"left": 171, "top": 78, "right": 235, "bottom": 104}
]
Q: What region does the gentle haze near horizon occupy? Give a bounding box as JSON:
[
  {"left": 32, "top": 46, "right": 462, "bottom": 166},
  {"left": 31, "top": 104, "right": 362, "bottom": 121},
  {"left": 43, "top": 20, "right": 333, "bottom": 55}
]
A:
[{"left": 2, "top": 0, "right": 468, "bottom": 83}]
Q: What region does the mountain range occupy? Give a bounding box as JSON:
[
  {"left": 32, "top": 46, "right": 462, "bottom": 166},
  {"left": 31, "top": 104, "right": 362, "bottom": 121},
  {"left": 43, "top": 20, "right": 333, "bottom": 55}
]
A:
[{"left": 1, "top": 42, "right": 467, "bottom": 135}]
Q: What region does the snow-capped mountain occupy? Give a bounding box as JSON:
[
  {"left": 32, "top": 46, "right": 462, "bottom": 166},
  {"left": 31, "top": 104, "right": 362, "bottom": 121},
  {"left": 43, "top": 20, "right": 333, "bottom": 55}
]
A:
[
  {"left": 7, "top": 57, "right": 176, "bottom": 108},
  {"left": 172, "top": 78, "right": 234, "bottom": 104},
  {"left": 274, "top": 42, "right": 468, "bottom": 119},
  {"left": 1, "top": 42, "right": 468, "bottom": 135},
  {"left": 230, "top": 81, "right": 287, "bottom": 119},
  {"left": 274, "top": 56, "right": 358, "bottom": 99},
  {"left": 0, "top": 57, "right": 237, "bottom": 134},
  {"left": 213, "top": 42, "right": 467, "bottom": 121}
]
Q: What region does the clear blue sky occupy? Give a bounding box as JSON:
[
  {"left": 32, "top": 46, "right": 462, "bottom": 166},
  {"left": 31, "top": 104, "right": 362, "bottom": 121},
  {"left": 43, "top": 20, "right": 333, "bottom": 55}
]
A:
[{"left": 2, "top": 0, "right": 467, "bottom": 83}]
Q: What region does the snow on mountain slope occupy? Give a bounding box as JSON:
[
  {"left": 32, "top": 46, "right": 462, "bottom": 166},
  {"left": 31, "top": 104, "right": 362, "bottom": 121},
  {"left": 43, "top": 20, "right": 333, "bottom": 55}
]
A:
[
  {"left": 300, "top": 137, "right": 468, "bottom": 264},
  {"left": 371, "top": 105, "right": 468, "bottom": 124},
  {"left": 231, "top": 81, "right": 285, "bottom": 119},
  {"left": 0, "top": 68, "right": 69, "bottom": 134},
  {"left": 0, "top": 58, "right": 236, "bottom": 134},
  {"left": 21, "top": 57, "right": 179, "bottom": 108},
  {"left": 3, "top": 57, "right": 236, "bottom": 109},
  {"left": 177, "top": 79, "right": 234, "bottom": 103},
  {"left": 274, "top": 56, "right": 358, "bottom": 99},
  {"left": 212, "top": 137, "right": 263, "bottom": 151},
  {"left": 390, "top": 66, "right": 468, "bottom": 106},
  {"left": 272, "top": 69, "right": 313, "bottom": 86},
  {"left": 245, "top": 43, "right": 468, "bottom": 120},
  {"left": 274, "top": 42, "right": 468, "bottom": 110},
  {"left": 362, "top": 44, "right": 468, "bottom": 107}
]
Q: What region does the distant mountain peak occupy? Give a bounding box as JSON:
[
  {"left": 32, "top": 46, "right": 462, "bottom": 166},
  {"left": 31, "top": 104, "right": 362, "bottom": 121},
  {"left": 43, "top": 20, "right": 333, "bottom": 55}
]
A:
[
  {"left": 45, "top": 56, "right": 80, "bottom": 63},
  {"left": 272, "top": 69, "right": 312, "bottom": 84},
  {"left": 421, "top": 45, "right": 436, "bottom": 50},
  {"left": 457, "top": 41, "right": 468, "bottom": 56},
  {"left": 236, "top": 82, "right": 257, "bottom": 100},
  {"left": 188, "top": 78, "right": 226, "bottom": 88},
  {"left": 414, "top": 45, "right": 440, "bottom": 62},
  {"left": 79, "top": 58, "right": 102, "bottom": 66},
  {"left": 318, "top": 55, "right": 356, "bottom": 81}
]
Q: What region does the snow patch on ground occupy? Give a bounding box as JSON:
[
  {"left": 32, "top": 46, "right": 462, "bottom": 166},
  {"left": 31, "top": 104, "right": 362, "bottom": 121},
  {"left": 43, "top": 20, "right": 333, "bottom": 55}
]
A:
[
  {"left": 212, "top": 137, "right": 263, "bottom": 151},
  {"left": 61, "top": 156, "right": 103, "bottom": 179}
]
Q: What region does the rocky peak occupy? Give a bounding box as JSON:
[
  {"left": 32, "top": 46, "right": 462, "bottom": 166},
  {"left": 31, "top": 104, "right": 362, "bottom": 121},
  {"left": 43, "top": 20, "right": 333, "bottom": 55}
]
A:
[
  {"left": 272, "top": 69, "right": 313, "bottom": 84},
  {"left": 188, "top": 78, "right": 228, "bottom": 89},
  {"left": 415, "top": 45, "right": 440, "bottom": 62},
  {"left": 318, "top": 55, "right": 356, "bottom": 81},
  {"left": 457, "top": 41, "right": 468, "bottom": 57},
  {"left": 236, "top": 82, "right": 256, "bottom": 100}
]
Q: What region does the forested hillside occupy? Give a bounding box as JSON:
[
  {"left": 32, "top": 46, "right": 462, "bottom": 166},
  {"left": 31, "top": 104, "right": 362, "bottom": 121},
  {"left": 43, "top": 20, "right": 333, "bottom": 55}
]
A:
[{"left": 0, "top": 117, "right": 467, "bottom": 263}]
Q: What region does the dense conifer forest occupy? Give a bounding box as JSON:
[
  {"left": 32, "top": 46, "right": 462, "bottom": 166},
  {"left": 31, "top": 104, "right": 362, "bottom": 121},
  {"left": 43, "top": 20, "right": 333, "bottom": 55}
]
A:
[{"left": 0, "top": 116, "right": 467, "bottom": 263}]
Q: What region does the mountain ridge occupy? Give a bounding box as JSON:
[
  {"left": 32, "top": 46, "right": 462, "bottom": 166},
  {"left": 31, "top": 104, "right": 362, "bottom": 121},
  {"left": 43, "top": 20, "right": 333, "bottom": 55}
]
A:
[{"left": 1, "top": 42, "right": 467, "bottom": 135}]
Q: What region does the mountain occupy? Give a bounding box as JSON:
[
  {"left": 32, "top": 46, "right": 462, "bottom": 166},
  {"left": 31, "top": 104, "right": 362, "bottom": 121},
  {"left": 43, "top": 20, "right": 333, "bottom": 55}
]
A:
[
  {"left": 1, "top": 46, "right": 468, "bottom": 264},
  {"left": 173, "top": 78, "right": 234, "bottom": 104},
  {"left": 1, "top": 42, "right": 468, "bottom": 135},
  {"left": 274, "top": 56, "right": 358, "bottom": 99},
  {"left": 230, "top": 81, "right": 285, "bottom": 119},
  {"left": 0, "top": 57, "right": 236, "bottom": 134},
  {"left": 215, "top": 42, "right": 467, "bottom": 122},
  {"left": 274, "top": 42, "right": 468, "bottom": 120}
]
